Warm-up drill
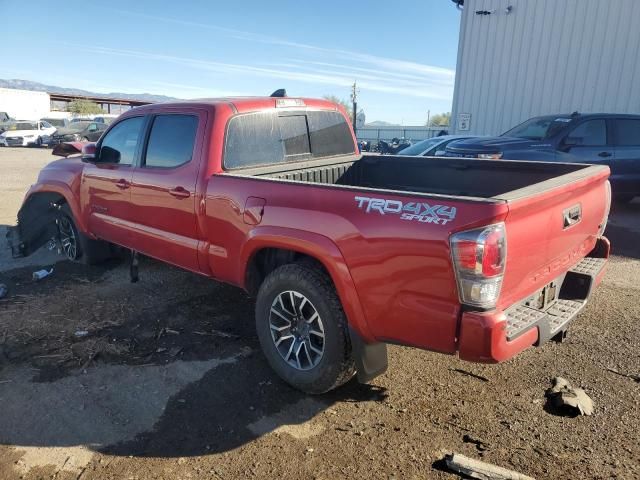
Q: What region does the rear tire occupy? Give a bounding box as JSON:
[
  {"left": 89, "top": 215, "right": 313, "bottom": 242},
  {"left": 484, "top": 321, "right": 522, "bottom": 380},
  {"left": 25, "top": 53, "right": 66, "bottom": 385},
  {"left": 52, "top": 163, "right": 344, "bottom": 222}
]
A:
[
  {"left": 57, "top": 205, "right": 112, "bottom": 264},
  {"left": 255, "top": 263, "right": 355, "bottom": 394}
]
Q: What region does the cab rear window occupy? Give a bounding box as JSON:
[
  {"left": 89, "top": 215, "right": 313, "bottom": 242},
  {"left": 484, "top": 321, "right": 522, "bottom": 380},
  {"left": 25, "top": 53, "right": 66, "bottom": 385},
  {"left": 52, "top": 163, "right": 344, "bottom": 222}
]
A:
[{"left": 224, "top": 110, "right": 354, "bottom": 169}]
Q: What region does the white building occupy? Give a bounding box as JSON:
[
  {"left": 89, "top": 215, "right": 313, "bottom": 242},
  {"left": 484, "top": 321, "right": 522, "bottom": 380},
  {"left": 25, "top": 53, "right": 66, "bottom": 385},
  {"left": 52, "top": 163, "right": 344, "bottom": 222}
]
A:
[
  {"left": 450, "top": 0, "right": 640, "bottom": 135},
  {"left": 0, "top": 88, "right": 50, "bottom": 120}
]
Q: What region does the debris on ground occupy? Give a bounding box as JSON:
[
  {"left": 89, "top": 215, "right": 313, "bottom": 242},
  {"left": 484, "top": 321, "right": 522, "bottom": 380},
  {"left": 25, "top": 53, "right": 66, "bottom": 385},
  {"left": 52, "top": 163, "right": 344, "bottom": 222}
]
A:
[
  {"left": 444, "top": 453, "right": 536, "bottom": 480},
  {"left": 74, "top": 330, "right": 89, "bottom": 338},
  {"left": 606, "top": 367, "right": 640, "bottom": 383},
  {"left": 32, "top": 268, "right": 53, "bottom": 281},
  {"left": 450, "top": 368, "right": 490, "bottom": 382},
  {"left": 545, "top": 377, "right": 594, "bottom": 416}
]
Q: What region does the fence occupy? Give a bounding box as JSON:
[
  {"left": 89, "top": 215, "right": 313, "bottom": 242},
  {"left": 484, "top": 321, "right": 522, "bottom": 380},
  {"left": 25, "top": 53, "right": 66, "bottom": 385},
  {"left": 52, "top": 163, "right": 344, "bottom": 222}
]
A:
[{"left": 355, "top": 126, "right": 450, "bottom": 143}]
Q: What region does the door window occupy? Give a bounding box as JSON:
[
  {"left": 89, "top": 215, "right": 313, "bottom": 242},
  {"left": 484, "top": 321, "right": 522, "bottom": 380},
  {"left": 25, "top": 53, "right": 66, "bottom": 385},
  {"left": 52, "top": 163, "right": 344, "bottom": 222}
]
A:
[
  {"left": 565, "top": 120, "right": 607, "bottom": 146},
  {"left": 99, "top": 116, "right": 144, "bottom": 165},
  {"left": 144, "top": 114, "right": 198, "bottom": 168},
  {"left": 615, "top": 119, "right": 640, "bottom": 146}
]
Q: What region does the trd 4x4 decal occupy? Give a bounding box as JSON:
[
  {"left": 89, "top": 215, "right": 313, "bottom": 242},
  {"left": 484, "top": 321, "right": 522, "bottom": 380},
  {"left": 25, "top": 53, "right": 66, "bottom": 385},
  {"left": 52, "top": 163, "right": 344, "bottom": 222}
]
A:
[{"left": 354, "top": 196, "right": 456, "bottom": 225}]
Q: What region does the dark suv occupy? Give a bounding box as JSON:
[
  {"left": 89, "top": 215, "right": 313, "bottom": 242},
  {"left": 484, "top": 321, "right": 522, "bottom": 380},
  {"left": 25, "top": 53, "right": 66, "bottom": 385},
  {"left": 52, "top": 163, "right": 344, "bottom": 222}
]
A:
[{"left": 445, "top": 113, "right": 640, "bottom": 202}]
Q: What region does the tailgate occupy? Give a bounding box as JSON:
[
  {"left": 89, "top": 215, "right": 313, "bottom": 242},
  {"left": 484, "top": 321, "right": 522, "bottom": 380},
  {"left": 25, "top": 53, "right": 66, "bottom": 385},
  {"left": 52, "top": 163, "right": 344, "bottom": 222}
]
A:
[{"left": 497, "top": 164, "right": 609, "bottom": 309}]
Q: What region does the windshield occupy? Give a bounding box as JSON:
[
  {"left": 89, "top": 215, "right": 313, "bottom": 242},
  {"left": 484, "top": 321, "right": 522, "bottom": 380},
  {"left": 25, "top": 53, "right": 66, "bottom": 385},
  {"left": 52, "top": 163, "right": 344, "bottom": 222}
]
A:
[
  {"left": 43, "top": 118, "right": 66, "bottom": 127},
  {"left": 67, "top": 122, "right": 90, "bottom": 132},
  {"left": 502, "top": 116, "right": 572, "bottom": 140},
  {"left": 397, "top": 137, "right": 442, "bottom": 155},
  {"left": 10, "top": 122, "right": 37, "bottom": 131}
]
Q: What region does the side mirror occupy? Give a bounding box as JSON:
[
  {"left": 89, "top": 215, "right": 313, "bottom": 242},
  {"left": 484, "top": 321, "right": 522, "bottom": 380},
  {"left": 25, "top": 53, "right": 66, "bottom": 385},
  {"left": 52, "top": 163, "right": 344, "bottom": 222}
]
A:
[
  {"left": 99, "top": 145, "right": 121, "bottom": 164},
  {"left": 81, "top": 143, "right": 98, "bottom": 163}
]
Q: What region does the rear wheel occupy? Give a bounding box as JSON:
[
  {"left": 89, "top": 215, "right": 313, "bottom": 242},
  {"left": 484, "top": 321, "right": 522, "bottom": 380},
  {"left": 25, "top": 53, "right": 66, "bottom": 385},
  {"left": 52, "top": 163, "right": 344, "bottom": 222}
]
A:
[{"left": 256, "top": 263, "right": 355, "bottom": 394}]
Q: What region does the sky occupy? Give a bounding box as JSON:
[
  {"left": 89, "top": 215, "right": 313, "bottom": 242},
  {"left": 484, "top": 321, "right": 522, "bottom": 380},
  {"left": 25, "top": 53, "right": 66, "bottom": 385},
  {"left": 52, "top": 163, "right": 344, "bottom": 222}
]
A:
[{"left": 2, "top": 0, "right": 461, "bottom": 125}]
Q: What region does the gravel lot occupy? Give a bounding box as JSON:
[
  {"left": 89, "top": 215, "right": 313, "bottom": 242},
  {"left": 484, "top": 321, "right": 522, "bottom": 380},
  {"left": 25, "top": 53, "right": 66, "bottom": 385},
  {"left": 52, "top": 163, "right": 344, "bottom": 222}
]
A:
[{"left": 0, "top": 147, "right": 638, "bottom": 479}]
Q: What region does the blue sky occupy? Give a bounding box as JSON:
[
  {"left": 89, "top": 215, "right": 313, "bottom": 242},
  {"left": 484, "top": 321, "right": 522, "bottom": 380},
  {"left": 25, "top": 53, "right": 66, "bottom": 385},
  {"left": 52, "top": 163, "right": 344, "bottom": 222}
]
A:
[{"left": 3, "top": 1, "right": 461, "bottom": 125}]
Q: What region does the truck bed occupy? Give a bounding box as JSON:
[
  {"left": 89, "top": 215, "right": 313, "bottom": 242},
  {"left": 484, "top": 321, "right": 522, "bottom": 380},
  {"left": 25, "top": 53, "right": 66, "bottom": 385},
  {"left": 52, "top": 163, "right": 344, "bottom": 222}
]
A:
[{"left": 243, "top": 155, "right": 598, "bottom": 201}]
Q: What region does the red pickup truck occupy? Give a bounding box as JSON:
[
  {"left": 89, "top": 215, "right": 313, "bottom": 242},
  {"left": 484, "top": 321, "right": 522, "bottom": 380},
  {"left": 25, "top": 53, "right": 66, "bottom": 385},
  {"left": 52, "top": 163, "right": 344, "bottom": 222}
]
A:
[{"left": 7, "top": 95, "right": 611, "bottom": 393}]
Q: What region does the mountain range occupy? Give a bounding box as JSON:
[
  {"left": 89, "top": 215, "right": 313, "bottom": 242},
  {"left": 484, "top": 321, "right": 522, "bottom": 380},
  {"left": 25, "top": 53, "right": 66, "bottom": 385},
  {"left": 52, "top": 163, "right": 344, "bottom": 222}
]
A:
[
  {"left": 1, "top": 79, "right": 401, "bottom": 125},
  {"left": 0, "top": 79, "right": 177, "bottom": 103}
]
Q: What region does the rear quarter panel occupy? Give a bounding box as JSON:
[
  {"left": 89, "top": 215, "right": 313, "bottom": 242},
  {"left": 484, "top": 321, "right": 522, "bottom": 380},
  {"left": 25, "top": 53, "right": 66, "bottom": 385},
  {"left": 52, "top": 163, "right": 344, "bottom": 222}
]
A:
[{"left": 202, "top": 175, "right": 508, "bottom": 353}]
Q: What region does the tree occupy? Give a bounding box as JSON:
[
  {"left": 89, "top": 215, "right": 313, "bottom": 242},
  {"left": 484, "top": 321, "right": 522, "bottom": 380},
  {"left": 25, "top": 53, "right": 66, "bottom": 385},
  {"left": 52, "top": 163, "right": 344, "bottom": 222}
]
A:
[
  {"left": 427, "top": 112, "right": 451, "bottom": 127},
  {"left": 323, "top": 95, "right": 353, "bottom": 120},
  {"left": 68, "top": 99, "right": 104, "bottom": 115}
]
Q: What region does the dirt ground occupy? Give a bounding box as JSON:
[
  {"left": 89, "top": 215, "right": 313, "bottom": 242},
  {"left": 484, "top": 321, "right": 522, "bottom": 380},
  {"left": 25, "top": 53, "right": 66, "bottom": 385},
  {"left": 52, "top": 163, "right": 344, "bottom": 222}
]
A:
[{"left": 0, "top": 147, "right": 639, "bottom": 479}]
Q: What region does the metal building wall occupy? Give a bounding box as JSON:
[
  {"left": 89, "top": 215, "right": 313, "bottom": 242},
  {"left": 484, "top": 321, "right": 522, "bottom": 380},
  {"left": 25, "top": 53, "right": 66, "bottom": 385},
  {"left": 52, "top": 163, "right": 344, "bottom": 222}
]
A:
[{"left": 451, "top": 0, "right": 640, "bottom": 135}]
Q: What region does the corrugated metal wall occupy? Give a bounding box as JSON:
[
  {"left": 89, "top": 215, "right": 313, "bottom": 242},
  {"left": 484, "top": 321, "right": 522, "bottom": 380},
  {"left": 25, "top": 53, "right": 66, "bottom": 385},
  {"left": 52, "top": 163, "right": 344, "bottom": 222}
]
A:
[{"left": 451, "top": 0, "right": 640, "bottom": 135}]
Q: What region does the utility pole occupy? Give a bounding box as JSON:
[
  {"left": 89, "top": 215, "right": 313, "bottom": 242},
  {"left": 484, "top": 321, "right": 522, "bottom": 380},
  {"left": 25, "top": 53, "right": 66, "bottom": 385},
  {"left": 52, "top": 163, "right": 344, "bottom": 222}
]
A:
[
  {"left": 350, "top": 81, "right": 358, "bottom": 135},
  {"left": 427, "top": 109, "right": 431, "bottom": 127}
]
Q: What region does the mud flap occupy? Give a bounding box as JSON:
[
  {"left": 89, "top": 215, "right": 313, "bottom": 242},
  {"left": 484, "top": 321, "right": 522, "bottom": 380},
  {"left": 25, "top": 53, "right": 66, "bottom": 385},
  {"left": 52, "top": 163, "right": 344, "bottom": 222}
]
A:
[{"left": 349, "top": 326, "right": 388, "bottom": 383}]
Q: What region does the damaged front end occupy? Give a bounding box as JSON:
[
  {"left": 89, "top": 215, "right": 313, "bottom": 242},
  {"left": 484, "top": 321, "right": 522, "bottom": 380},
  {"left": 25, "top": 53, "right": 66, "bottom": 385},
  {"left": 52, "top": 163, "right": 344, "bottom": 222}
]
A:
[{"left": 6, "top": 194, "right": 64, "bottom": 258}]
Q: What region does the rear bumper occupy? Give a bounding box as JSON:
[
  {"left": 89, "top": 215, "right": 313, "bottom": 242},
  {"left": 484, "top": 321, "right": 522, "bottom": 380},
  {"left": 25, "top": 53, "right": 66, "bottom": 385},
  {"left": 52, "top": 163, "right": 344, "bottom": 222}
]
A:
[{"left": 458, "top": 236, "right": 609, "bottom": 363}]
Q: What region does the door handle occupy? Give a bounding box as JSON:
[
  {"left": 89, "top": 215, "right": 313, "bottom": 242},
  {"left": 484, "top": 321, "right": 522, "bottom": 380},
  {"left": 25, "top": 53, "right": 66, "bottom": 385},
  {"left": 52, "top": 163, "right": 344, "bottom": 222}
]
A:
[
  {"left": 169, "top": 186, "right": 191, "bottom": 198},
  {"left": 115, "top": 179, "right": 130, "bottom": 189},
  {"left": 598, "top": 151, "right": 612, "bottom": 158}
]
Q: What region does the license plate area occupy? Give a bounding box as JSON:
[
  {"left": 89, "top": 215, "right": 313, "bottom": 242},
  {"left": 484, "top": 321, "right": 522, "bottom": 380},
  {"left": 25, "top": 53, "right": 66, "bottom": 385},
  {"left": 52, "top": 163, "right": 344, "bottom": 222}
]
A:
[{"left": 523, "top": 278, "right": 562, "bottom": 311}]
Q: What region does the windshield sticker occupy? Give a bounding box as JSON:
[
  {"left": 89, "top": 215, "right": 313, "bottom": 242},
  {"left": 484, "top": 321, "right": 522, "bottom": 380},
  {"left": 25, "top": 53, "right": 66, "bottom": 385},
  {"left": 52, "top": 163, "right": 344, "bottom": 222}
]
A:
[{"left": 355, "top": 196, "right": 456, "bottom": 225}]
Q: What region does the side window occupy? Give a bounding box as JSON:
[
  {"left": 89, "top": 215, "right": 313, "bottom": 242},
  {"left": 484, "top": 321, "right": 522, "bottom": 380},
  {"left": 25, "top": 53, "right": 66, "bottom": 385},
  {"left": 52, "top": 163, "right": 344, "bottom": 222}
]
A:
[
  {"left": 565, "top": 120, "right": 607, "bottom": 146},
  {"left": 615, "top": 119, "right": 640, "bottom": 146},
  {"left": 144, "top": 114, "right": 198, "bottom": 168},
  {"left": 99, "top": 116, "right": 144, "bottom": 165},
  {"left": 88, "top": 123, "right": 98, "bottom": 132}
]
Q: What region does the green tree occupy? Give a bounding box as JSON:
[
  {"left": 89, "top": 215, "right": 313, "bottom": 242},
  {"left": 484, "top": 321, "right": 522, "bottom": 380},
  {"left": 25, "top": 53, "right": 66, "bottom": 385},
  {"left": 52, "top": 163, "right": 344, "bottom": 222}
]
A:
[
  {"left": 427, "top": 112, "right": 451, "bottom": 127},
  {"left": 323, "top": 95, "right": 353, "bottom": 120},
  {"left": 68, "top": 99, "right": 104, "bottom": 115}
]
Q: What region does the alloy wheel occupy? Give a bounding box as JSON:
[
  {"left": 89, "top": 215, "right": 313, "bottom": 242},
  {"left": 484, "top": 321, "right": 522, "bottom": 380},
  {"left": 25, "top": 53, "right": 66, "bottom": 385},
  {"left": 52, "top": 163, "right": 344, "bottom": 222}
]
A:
[
  {"left": 58, "top": 216, "right": 78, "bottom": 260},
  {"left": 269, "top": 290, "right": 325, "bottom": 370}
]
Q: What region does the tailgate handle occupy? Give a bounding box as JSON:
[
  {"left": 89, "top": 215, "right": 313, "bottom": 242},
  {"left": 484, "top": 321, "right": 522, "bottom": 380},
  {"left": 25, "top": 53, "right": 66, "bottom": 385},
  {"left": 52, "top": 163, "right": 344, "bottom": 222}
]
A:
[{"left": 563, "top": 204, "right": 582, "bottom": 229}]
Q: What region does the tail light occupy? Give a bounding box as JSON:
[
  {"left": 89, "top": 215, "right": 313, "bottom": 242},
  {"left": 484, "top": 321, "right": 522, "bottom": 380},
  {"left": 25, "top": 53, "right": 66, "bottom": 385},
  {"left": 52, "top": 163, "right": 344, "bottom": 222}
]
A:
[
  {"left": 598, "top": 180, "right": 611, "bottom": 236},
  {"left": 450, "top": 223, "right": 506, "bottom": 309}
]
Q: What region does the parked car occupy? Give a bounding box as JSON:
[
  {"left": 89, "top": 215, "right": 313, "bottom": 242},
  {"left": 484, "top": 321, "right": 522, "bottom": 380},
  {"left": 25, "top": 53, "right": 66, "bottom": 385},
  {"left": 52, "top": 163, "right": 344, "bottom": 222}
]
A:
[
  {"left": 376, "top": 137, "right": 412, "bottom": 154},
  {"left": 8, "top": 96, "right": 611, "bottom": 394},
  {"left": 41, "top": 117, "right": 70, "bottom": 129},
  {"left": 45, "top": 121, "right": 108, "bottom": 146},
  {"left": 397, "top": 135, "right": 475, "bottom": 156},
  {"left": 445, "top": 113, "right": 640, "bottom": 202},
  {"left": 0, "top": 120, "right": 56, "bottom": 147},
  {"left": 70, "top": 117, "right": 94, "bottom": 123},
  {"left": 93, "top": 115, "right": 118, "bottom": 125}
]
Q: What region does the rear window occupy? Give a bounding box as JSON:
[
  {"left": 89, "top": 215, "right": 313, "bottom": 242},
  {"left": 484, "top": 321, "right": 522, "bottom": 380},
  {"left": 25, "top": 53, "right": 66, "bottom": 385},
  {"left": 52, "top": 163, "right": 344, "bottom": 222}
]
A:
[{"left": 224, "top": 110, "right": 354, "bottom": 169}]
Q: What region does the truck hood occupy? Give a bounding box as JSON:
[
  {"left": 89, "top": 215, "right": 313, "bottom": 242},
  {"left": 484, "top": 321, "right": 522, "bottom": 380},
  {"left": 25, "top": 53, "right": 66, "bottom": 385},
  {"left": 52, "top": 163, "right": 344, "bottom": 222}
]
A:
[{"left": 447, "top": 136, "right": 553, "bottom": 154}]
